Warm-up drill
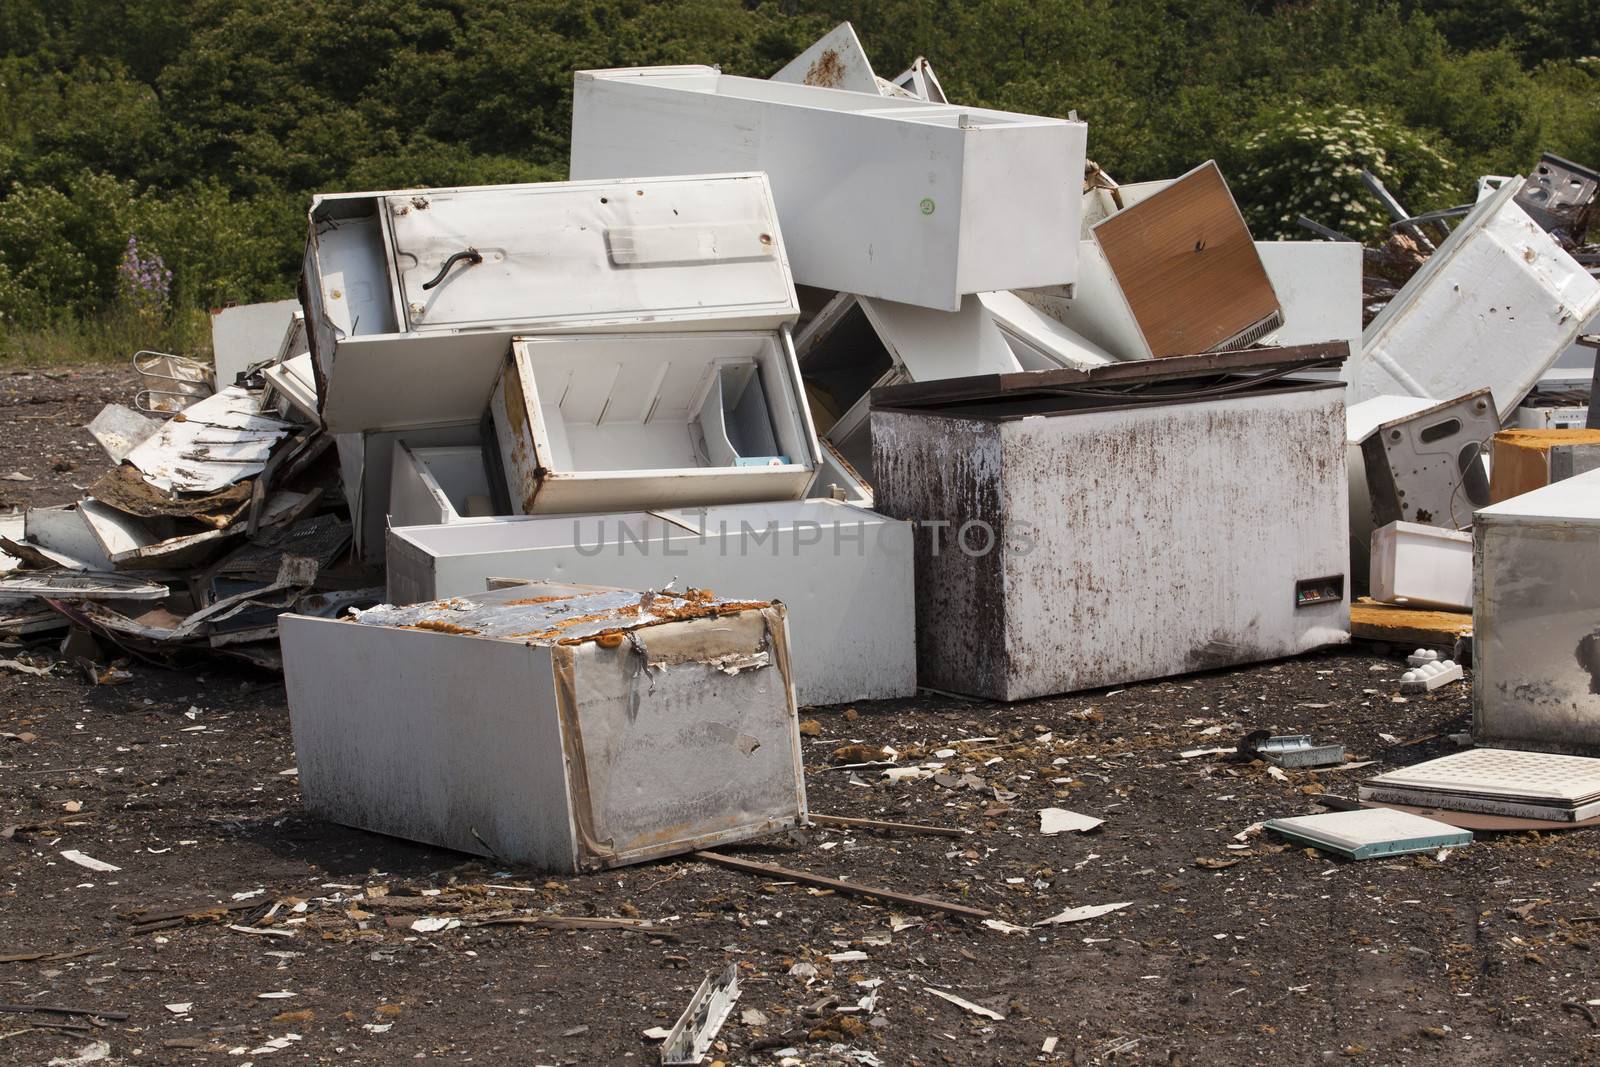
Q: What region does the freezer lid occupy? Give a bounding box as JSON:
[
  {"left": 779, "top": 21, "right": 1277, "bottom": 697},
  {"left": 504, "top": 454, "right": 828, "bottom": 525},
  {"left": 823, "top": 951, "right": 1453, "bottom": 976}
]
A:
[
  {"left": 382, "top": 173, "right": 799, "bottom": 333},
  {"left": 1477, "top": 464, "right": 1600, "bottom": 526},
  {"left": 868, "top": 341, "right": 1349, "bottom": 411}
]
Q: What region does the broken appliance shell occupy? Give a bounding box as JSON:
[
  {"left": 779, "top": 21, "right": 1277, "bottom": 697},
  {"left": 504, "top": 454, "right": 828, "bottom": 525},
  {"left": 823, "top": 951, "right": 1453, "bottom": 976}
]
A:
[
  {"left": 1359, "top": 389, "right": 1497, "bottom": 532},
  {"left": 490, "top": 330, "right": 819, "bottom": 515},
  {"left": 211, "top": 300, "right": 303, "bottom": 387},
  {"left": 1515, "top": 154, "right": 1597, "bottom": 241},
  {"left": 388, "top": 443, "right": 495, "bottom": 528},
  {"left": 795, "top": 292, "right": 1023, "bottom": 486},
  {"left": 1370, "top": 520, "right": 1473, "bottom": 611},
  {"left": 869, "top": 344, "right": 1351, "bottom": 701},
  {"left": 569, "top": 65, "right": 1087, "bottom": 312},
  {"left": 1346, "top": 395, "right": 1437, "bottom": 590},
  {"left": 1019, "top": 161, "right": 1282, "bottom": 359},
  {"left": 300, "top": 172, "right": 801, "bottom": 434},
  {"left": 1474, "top": 467, "right": 1600, "bottom": 754},
  {"left": 1357, "top": 178, "right": 1600, "bottom": 418},
  {"left": 1488, "top": 428, "right": 1600, "bottom": 504},
  {"left": 770, "top": 22, "right": 880, "bottom": 94},
  {"left": 280, "top": 581, "right": 807, "bottom": 871},
  {"left": 385, "top": 499, "right": 915, "bottom": 706}
]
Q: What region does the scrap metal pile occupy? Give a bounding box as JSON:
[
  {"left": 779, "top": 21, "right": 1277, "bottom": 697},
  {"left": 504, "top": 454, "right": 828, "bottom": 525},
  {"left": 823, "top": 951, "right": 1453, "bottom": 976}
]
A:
[{"left": 7, "top": 26, "right": 1600, "bottom": 991}]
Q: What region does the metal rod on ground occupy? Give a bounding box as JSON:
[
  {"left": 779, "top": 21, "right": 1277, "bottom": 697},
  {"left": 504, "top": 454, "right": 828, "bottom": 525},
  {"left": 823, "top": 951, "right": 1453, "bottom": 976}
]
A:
[
  {"left": 694, "top": 850, "right": 991, "bottom": 919},
  {"left": 809, "top": 813, "right": 967, "bottom": 838}
]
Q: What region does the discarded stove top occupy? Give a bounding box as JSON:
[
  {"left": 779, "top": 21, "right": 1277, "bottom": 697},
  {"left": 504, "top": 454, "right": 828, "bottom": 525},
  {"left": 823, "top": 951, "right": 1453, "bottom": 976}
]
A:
[
  {"left": 1360, "top": 749, "right": 1600, "bottom": 821},
  {"left": 1265, "top": 808, "right": 1471, "bottom": 860},
  {"left": 1241, "top": 731, "right": 1345, "bottom": 769},
  {"left": 869, "top": 341, "right": 1348, "bottom": 414}
]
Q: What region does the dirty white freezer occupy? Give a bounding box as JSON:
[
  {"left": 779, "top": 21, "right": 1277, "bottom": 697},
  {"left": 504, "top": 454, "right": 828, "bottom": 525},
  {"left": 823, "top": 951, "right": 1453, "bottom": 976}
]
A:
[
  {"left": 280, "top": 582, "right": 807, "bottom": 871},
  {"left": 569, "top": 65, "right": 1088, "bottom": 311},
  {"left": 869, "top": 345, "right": 1352, "bottom": 701},
  {"left": 385, "top": 499, "right": 916, "bottom": 706},
  {"left": 1473, "top": 467, "right": 1600, "bottom": 754}
]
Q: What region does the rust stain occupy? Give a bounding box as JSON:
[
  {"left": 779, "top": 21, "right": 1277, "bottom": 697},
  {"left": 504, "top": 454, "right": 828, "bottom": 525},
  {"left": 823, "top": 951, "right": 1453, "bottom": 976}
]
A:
[
  {"left": 408, "top": 619, "right": 478, "bottom": 635},
  {"left": 502, "top": 595, "right": 576, "bottom": 606},
  {"left": 805, "top": 48, "right": 846, "bottom": 88}
]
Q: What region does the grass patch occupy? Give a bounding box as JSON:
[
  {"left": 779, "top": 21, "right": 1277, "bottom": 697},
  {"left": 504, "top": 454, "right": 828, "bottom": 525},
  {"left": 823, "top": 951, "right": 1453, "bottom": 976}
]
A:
[{"left": 0, "top": 306, "right": 213, "bottom": 368}]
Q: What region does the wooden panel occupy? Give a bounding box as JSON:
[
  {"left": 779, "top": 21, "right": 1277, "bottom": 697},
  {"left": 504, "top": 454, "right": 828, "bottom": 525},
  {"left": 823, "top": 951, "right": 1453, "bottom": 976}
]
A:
[
  {"left": 1093, "top": 161, "right": 1280, "bottom": 358},
  {"left": 1349, "top": 597, "right": 1472, "bottom": 647},
  {"left": 1489, "top": 428, "right": 1600, "bottom": 503}
]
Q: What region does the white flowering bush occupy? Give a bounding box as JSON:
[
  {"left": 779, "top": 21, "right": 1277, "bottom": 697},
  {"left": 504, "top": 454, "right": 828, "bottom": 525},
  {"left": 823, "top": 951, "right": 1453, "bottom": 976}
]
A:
[{"left": 1231, "top": 103, "right": 1457, "bottom": 241}]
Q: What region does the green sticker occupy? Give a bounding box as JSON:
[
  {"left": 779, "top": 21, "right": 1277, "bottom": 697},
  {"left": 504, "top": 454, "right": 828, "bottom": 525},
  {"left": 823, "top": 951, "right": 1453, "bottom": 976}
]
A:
[{"left": 919, "top": 198, "right": 936, "bottom": 215}]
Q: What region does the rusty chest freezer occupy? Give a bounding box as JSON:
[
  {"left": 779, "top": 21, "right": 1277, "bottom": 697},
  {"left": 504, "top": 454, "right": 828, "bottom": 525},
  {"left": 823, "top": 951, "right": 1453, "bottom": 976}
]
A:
[
  {"left": 1473, "top": 467, "right": 1600, "bottom": 754},
  {"left": 383, "top": 499, "right": 916, "bottom": 706},
  {"left": 869, "top": 344, "right": 1352, "bottom": 701},
  {"left": 280, "top": 582, "right": 807, "bottom": 871}
]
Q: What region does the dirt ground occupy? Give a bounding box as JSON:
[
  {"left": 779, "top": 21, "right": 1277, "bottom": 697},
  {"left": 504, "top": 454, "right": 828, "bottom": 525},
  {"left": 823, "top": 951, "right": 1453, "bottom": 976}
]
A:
[{"left": 4, "top": 369, "right": 1600, "bottom": 1066}]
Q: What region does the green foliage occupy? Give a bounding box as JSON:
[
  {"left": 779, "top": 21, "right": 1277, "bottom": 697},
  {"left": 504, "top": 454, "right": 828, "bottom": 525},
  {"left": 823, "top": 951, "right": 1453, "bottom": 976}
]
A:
[
  {"left": 0, "top": 0, "right": 1595, "bottom": 361},
  {"left": 1233, "top": 103, "right": 1456, "bottom": 239}
]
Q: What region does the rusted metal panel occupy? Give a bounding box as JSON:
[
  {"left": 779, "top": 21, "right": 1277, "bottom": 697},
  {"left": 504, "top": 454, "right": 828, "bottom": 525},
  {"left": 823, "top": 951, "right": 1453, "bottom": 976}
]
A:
[
  {"left": 280, "top": 582, "right": 806, "bottom": 871},
  {"left": 770, "top": 22, "right": 880, "bottom": 93},
  {"left": 872, "top": 381, "right": 1349, "bottom": 700}
]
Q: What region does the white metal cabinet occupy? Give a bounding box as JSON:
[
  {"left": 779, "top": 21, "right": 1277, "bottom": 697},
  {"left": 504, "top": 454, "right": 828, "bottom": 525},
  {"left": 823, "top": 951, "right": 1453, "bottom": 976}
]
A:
[
  {"left": 281, "top": 582, "right": 806, "bottom": 871},
  {"left": 301, "top": 173, "right": 800, "bottom": 434},
  {"left": 490, "top": 330, "right": 819, "bottom": 515},
  {"left": 569, "top": 66, "right": 1087, "bottom": 311},
  {"left": 384, "top": 499, "right": 916, "bottom": 706},
  {"left": 1358, "top": 179, "right": 1600, "bottom": 418},
  {"left": 870, "top": 347, "right": 1351, "bottom": 700},
  {"left": 1474, "top": 468, "right": 1600, "bottom": 753}
]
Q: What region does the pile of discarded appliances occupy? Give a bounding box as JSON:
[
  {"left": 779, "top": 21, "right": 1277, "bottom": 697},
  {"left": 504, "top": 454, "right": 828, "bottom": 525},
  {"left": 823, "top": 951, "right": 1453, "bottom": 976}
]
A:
[
  {"left": 5, "top": 24, "right": 1599, "bottom": 876},
  {"left": 0, "top": 322, "right": 366, "bottom": 672}
]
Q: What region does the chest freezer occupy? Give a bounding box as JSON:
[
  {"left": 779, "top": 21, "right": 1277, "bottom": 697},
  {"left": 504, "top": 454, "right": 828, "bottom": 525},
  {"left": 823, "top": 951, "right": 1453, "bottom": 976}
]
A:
[
  {"left": 870, "top": 343, "right": 1351, "bottom": 701},
  {"left": 1474, "top": 469, "right": 1600, "bottom": 753},
  {"left": 385, "top": 499, "right": 916, "bottom": 706},
  {"left": 569, "top": 65, "right": 1087, "bottom": 312},
  {"left": 281, "top": 581, "right": 806, "bottom": 871},
  {"left": 300, "top": 172, "right": 803, "bottom": 434}
]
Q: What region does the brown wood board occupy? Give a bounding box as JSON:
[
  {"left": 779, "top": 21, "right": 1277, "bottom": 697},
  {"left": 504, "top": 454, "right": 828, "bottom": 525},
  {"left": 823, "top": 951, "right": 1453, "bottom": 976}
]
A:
[
  {"left": 1092, "top": 160, "right": 1279, "bottom": 358},
  {"left": 1488, "top": 428, "right": 1600, "bottom": 503},
  {"left": 1349, "top": 598, "right": 1472, "bottom": 646}
]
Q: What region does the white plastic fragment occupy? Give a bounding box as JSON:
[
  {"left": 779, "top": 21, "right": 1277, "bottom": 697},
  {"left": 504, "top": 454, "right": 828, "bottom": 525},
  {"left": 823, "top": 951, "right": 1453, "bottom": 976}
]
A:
[
  {"left": 1034, "top": 901, "right": 1133, "bottom": 927},
  {"left": 982, "top": 919, "right": 1031, "bottom": 936},
  {"left": 58, "top": 850, "right": 120, "bottom": 873},
  {"left": 1037, "top": 808, "right": 1103, "bottom": 835},
  {"left": 1399, "top": 659, "right": 1463, "bottom": 693},
  {"left": 924, "top": 987, "right": 1005, "bottom": 1021}
]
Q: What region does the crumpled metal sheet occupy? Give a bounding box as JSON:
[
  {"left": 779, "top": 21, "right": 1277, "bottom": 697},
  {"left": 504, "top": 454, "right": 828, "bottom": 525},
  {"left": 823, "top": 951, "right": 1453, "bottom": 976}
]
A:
[
  {"left": 87, "top": 464, "right": 253, "bottom": 529},
  {"left": 124, "top": 386, "right": 293, "bottom": 494}
]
